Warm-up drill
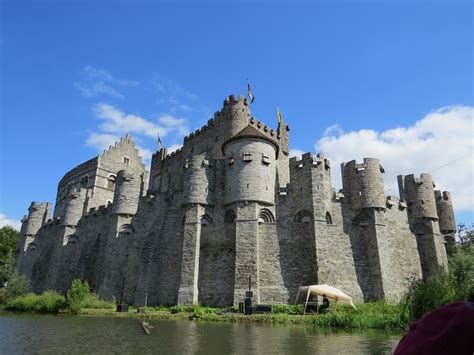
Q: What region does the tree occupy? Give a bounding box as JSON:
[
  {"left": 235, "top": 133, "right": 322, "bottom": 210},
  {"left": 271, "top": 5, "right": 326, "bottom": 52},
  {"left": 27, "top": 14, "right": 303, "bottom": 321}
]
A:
[
  {"left": 456, "top": 223, "right": 474, "bottom": 252},
  {"left": 0, "top": 226, "right": 20, "bottom": 287}
]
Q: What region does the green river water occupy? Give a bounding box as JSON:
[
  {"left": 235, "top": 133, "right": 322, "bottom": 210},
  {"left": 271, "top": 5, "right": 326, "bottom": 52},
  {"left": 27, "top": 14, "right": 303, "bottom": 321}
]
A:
[{"left": 0, "top": 312, "right": 402, "bottom": 354}]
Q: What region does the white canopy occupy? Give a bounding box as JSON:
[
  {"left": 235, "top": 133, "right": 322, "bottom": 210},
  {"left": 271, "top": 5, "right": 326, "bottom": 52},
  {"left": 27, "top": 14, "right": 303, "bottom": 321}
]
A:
[{"left": 295, "top": 284, "right": 357, "bottom": 313}]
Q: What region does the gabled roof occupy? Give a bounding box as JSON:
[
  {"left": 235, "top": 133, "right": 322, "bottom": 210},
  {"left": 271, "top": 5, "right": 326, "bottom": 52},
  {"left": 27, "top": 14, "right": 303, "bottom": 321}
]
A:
[{"left": 222, "top": 125, "right": 279, "bottom": 157}]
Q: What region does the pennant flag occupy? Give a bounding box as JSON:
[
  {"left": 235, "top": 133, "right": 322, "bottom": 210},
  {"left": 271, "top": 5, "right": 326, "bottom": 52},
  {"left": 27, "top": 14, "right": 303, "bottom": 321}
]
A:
[
  {"left": 277, "top": 105, "right": 283, "bottom": 126},
  {"left": 157, "top": 135, "right": 163, "bottom": 150},
  {"left": 247, "top": 82, "right": 255, "bottom": 103}
]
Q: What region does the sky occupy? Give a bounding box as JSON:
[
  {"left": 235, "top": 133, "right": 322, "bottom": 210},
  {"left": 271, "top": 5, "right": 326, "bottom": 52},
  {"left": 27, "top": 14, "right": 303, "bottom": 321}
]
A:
[{"left": 1, "top": 0, "right": 473, "bottom": 230}]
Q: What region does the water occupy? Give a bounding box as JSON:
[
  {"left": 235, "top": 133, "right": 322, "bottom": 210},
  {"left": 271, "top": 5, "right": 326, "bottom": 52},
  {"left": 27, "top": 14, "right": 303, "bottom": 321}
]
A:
[{"left": 0, "top": 312, "right": 402, "bottom": 354}]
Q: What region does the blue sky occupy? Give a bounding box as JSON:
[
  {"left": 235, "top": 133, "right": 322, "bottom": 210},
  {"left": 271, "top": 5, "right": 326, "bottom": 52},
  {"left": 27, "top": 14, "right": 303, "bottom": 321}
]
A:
[{"left": 1, "top": 0, "right": 473, "bottom": 228}]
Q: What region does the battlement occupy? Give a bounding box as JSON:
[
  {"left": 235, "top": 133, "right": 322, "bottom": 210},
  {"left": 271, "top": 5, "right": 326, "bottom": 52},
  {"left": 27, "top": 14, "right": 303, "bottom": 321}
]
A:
[
  {"left": 434, "top": 190, "right": 456, "bottom": 234},
  {"left": 398, "top": 173, "right": 438, "bottom": 221},
  {"left": 289, "top": 153, "right": 331, "bottom": 170},
  {"left": 223, "top": 94, "right": 248, "bottom": 107},
  {"left": 23, "top": 202, "right": 51, "bottom": 236},
  {"left": 434, "top": 190, "right": 451, "bottom": 201},
  {"left": 341, "top": 158, "right": 386, "bottom": 210},
  {"left": 100, "top": 134, "right": 133, "bottom": 157}
]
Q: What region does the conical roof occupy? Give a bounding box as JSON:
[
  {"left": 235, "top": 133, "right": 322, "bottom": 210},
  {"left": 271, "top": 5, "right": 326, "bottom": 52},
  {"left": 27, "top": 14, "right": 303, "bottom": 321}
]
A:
[{"left": 222, "top": 125, "right": 279, "bottom": 157}]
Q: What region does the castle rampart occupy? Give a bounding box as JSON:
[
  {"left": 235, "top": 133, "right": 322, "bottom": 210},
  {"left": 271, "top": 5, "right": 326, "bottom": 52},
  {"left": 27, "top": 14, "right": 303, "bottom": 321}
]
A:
[
  {"left": 341, "top": 158, "right": 386, "bottom": 210},
  {"left": 15, "top": 95, "right": 453, "bottom": 307},
  {"left": 434, "top": 190, "right": 456, "bottom": 235}
]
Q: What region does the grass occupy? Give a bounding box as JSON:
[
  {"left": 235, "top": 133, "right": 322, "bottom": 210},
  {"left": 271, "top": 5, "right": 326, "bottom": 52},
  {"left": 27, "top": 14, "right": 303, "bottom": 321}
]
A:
[
  {"left": 2, "top": 246, "right": 472, "bottom": 330},
  {"left": 5, "top": 291, "right": 66, "bottom": 313}
]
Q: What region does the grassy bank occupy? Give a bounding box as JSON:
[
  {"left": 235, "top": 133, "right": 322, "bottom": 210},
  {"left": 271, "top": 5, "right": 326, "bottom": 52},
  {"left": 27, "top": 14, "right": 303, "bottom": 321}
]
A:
[
  {"left": 75, "top": 302, "right": 403, "bottom": 331},
  {"left": 2, "top": 245, "right": 472, "bottom": 331}
]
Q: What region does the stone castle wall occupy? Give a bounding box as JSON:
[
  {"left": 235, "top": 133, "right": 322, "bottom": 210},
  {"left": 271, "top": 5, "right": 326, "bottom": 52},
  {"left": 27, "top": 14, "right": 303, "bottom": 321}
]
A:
[{"left": 15, "top": 95, "right": 453, "bottom": 307}]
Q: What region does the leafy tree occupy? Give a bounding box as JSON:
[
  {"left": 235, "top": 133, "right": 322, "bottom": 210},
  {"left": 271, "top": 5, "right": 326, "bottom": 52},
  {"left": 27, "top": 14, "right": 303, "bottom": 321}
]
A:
[
  {"left": 66, "top": 279, "right": 90, "bottom": 312},
  {"left": 0, "top": 226, "right": 20, "bottom": 287},
  {"left": 456, "top": 223, "right": 474, "bottom": 251}
]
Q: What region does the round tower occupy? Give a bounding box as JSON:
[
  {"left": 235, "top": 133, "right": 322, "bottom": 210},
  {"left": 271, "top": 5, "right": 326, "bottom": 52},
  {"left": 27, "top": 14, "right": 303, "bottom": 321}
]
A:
[
  {"left": 112, "top": 170, "right": 141, "bottom": 215},
  {"left": 223, "top": 125, "right": 278, "bottom": 205},
  {"left": 183, "top": 153, "right": 214, "bottom": 205},
  {"left": 434, "top": 190, "right": 456, "bottom": 234},
  {"left": 23, "top": 202, "right": 50, "bottom": 236},
  {"left": 341, "top": 158, "right": 386, "bottom": 210},
  {"left": 222, "top": 95, "right": 252, "bottom": 136},
  {"left": 62, "top": 189, "right": 86, "bottom": 226},
  {"left": 400, "top": 174, "right": 438, "bottom": 220}
]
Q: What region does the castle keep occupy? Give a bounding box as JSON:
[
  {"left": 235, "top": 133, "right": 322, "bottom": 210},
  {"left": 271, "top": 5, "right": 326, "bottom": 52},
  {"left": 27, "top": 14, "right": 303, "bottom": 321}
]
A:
[{"left": 15, "top": 95, "right": 456, "bottom": 306}]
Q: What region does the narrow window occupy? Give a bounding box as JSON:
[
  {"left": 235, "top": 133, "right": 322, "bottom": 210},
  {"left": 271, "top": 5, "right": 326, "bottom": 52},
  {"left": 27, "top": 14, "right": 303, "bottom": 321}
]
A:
[
  {"left": 123, "top": 157, "right": 130, "bottom": 164},
  {"left": 243, "top": 152, "right": 253, "bottom": 162},
  {"left": 262, "top": 154, "right": 270, "bottom": 165},
  {"left": 326, "top": 212, "right": 333, "bottom": 225},
  {"left": 107, "top": 175, "right": 116, "bottom": 190}
]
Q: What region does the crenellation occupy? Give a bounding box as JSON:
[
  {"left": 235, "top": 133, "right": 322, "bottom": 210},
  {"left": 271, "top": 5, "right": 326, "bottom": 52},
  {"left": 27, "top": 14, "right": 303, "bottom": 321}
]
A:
[{"left": 16, "top": 95, "right": 452, "bottom": 307}]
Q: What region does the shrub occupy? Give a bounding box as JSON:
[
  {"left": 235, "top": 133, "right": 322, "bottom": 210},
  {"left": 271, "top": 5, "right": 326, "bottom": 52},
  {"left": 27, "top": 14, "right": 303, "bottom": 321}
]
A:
[
  {"left": 399, "top": 248, "right": 474, "bottom": 329},
  {"left": 82, "top": 293, "right": 115, "bottom": 309},
  {"left": 5, "top": 292, "right": 65, "bottom": 313},
  {"left": 66, "top": 279, "right": 90, "bottom": 313},
  {"left": 2, "top": 272, "right": 29, "bottom": 302}
]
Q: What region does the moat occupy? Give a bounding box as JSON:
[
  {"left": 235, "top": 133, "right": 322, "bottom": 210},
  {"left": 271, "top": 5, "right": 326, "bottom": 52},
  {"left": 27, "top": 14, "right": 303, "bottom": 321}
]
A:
[{"left": 0, "top": 313, "right": 401, "bottom": 354}]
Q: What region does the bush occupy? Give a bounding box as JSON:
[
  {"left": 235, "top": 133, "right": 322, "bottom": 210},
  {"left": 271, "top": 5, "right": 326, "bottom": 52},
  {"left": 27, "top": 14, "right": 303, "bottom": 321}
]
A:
[
  {"left": 272, "top": 304, "right": 305, "bottom": 315},
  {"left": 5, "top": 291, "right": 66, "bottom": 313},
  {"left": 82, "top": 293, "right": 115, "bottom": 309},
  {"left": 66, "top": 279, "right": 90, "bottom": 313},
  {"left": 399, "top": 247, "right": 474, "bottom": 328},
  {"left": 1, "top": 272, "right": 29, "bottom": 303}
]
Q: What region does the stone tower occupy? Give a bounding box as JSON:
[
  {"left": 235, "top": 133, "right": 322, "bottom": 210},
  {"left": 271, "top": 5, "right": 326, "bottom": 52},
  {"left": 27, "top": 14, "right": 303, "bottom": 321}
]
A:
[
  {"left": 223, "top": 124, "right": 279, "bottom": 303},
  {"left": 398, "top": 174, "right": 448, "bottom": 277},
  {"left": 15, "top": 202, "right": 50, "bottom": 269},
  {"left": 434, "top": 190, "right": 456, "bottom": 255}
]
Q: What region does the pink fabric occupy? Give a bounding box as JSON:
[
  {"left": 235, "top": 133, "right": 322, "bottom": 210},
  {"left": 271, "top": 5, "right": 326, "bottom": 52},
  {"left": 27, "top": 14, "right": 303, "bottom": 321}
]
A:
[{"left": 395, "top": 301, "right": 474, "bottom": 355}]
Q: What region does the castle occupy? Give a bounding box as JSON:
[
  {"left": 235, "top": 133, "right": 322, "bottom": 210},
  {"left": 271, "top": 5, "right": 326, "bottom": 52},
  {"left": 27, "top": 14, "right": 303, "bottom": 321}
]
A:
[{"left": 15, "top": 95, "right": 457, "bottom": 306}]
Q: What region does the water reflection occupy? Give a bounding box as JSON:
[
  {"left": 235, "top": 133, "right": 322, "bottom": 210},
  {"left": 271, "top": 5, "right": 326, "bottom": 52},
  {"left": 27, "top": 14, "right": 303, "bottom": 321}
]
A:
[{"left": 0, "top": 313, "right": 401, "bottom": 354}]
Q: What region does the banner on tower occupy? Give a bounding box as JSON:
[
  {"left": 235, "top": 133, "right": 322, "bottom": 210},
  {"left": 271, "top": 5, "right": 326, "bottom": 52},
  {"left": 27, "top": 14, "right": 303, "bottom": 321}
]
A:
[{"left": 247, "top": 82, "right": 254, "bottom": 103}]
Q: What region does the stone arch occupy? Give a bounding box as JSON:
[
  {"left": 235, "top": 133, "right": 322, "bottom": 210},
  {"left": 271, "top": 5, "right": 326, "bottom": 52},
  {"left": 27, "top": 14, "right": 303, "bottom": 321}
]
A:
[
  {"left": 66, "top": 234, "right": 79, "bottom": 244},
  {"left": 118, "top": 224, "right": 135, "bottom": 235},
  {"left": 326, "top": 211, "right": 333, "bottom": 225},
  {"left": 80, "top": 176, "right": 89, "bottom": 188},
  {"left": 107, "top": 174, "right": 116, "bottom": 190},
  {"left": 295, "top": 210, "right": 312, "bottom": 223},
  {"left": 258, "top": 208, "right": 275, "bottom": 223},
  {"left": 201, "top": 214, "right": 212, "bottom": 226},
  {"left": 224, "top": 209, "right": 236, "bottom": 224},
  {"left": 27, "top": 242, "right": 38, "bottom": 251}
]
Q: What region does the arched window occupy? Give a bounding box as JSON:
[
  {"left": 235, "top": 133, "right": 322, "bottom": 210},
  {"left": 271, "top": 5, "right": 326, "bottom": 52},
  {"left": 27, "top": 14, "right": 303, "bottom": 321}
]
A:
[
  {"left": 295, "top": 210, "right": 312, "bottom": 223},
  {"left": 27, "top": 242, "right": 38, "bottom": 251},
  {"left": 107, "top": 175, "right": 116, "bottom": 190},
  {"left": 118, "top": 224, "right": 135, "bottom": 236},
  {"left": 67, "top": 234, "right": 79, "bottom": 244},
  {"left": 258, "top": 209, "right": 275, "bottom": 224},
  {"left": 201, "top": 214, "right": 212, "bottom": 226},
  {"left": 224, "top": 210, "right": 236, "bottom": 224},
  {"left": 80, "top": 176, "right": 89, "bottom": 188},
  {"left": 325, "top": 211, "right": 333, "bottom": 225}
]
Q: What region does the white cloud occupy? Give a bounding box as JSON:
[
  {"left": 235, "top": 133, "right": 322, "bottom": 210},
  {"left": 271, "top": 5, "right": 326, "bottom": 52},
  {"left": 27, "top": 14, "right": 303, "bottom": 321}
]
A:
[
  {"left": 167, "top": 144, "right": 183, "bottom": 153},
  {"left": 152, "top": 75, "right": 208, "bottom": 116},
  {"left": 86, "top": 133, "right": 121, "bottom": 151},
  {"left": 86, "top": 104, "right": 190, "bottom": 165},
  {"left": 93, "top": 103, "right": 168, "bottom": 138},
  {"left": 159, "top": 114, "right": 190, "bottom": 136},
  {"left": 289, "top": 148, "right": 306, "bottom": 158},
  {"left": 74, "top": 82, "right": 124, "bottom": 99},
  {"left": 75, "top": 66, "right": 138, "bottom": 99},
  {"left": 0, "top": 213, "right": 21, "bottom": 230},
  {"left": 316, "top": 105, "right": 474, "bottom": 213}
]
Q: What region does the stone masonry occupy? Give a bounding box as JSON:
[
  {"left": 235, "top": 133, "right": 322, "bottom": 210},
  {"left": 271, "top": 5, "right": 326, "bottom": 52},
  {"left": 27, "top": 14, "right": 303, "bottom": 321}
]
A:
[{"left": 15, "top": 95, "right": 455, "bottom": 306}]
